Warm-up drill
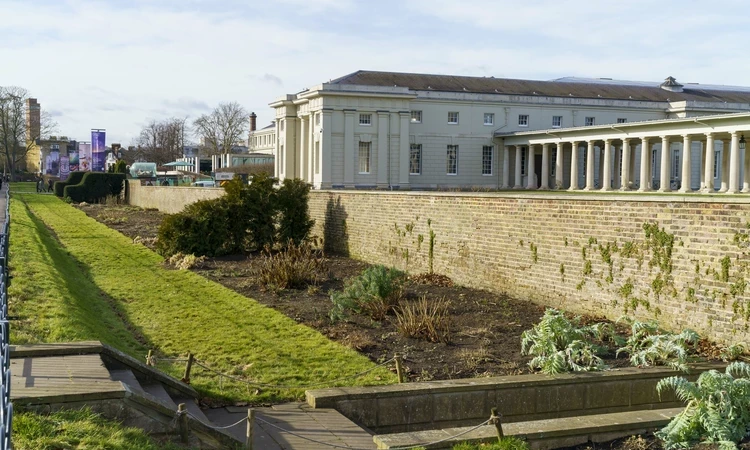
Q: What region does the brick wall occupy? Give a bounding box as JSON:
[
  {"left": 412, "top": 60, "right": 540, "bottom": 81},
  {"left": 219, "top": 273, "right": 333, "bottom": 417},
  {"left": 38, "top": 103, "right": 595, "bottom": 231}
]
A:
[{"left": 309, "top": 191, "right": 750, "bottom": 344}]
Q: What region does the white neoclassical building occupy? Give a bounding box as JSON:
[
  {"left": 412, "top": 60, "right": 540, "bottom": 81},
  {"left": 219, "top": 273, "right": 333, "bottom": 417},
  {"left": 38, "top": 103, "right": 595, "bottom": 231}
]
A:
[{"left": 268, "top": 71, "right": 750, "bottom": 192}]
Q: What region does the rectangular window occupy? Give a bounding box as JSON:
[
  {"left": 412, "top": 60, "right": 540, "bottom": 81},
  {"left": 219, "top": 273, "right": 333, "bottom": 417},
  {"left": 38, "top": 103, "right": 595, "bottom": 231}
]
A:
[
  {"left": 410, "top": 110, "right": 422, "bottom": 123},
  {"left": 552, "top": 116, "right": 562, "bottom": 128},
  {"left": 518, "top": 115, "right": 529, "bottom": 127},
  {"left": 409, "top": 144, "right": 422, "bottom": 175},
  {"left": 359, "top": 114, "right": 372, "bottom": 126},
  {"left": 585, "top": 117, "right": 595, "bottom": 126},
  {"left": 483, "top": 113, "right": 494, "bottom": 126},
  {"left": 447, "top": 145, "right": 458, "bottom": 174},
  {"left": 714, "top": 150, "right": 721, "bottom": 178},
  {"left": 550, "top": 149, "right": 557, "bottom": 176},
  {"left": 521, "top": 147, "right": 527, "bottom": 176},
  {"left": 482, "top": 145, "right": 493, "bottom": 175},
  {"left": 315, "top": 141, "right": 320, "bottom": 174},
  {"left": 651, "top": 148, "right": 658, "bottom": 180},
  {"left": 617, "top": 118, "right": 627, "bottom": 123},
  {"left": 448, "top": 112, "right": 459, "bottom": 124},
  {"left": 358, "top": 141, "right": 371, "bottom": 173},
  {"left": 672, "top": 149, "right": 680, "bottom": 179}
]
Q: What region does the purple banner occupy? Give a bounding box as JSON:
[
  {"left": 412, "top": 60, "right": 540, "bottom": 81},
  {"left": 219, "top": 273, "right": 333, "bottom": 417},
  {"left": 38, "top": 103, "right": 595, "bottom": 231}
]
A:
[
  {"left": 60, "top": 156, "right": 70, "bottom": 181},
  {"left": 91, "top": 129, "right": 106, "bottom": 172},
  {"left": 78, "top": 143, "right": 92, "bottom": 172}
]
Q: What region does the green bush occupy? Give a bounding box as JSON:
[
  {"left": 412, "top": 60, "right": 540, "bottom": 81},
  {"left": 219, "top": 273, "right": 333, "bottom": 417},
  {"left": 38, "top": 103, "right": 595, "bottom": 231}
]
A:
[
  {"left": 277, "top": 178, "right": 314, "bottom": 246},
  {"left": 156, "top": 199, "right": 232, "bottom": 257},
  {"left": 520, "top": 308, "right": 620, "bottom": 375},
  {"left": 63, "top": 172, "right": 126, "bottom": 203},
  {"left": 656, "top": 362, "right": 750, "bottom": 449},
  {"left": 616, "top": 319, "right": 699, "bottom": 372},
  {"left": 53, "top": 171, "right": 86, "bottom": 197},
  {"left": 330, "top": 265, "right": 406, "bottom": 321}
]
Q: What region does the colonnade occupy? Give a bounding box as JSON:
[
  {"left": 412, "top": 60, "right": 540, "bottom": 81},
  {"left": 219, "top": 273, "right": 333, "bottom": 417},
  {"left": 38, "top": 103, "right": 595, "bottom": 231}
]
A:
[{"left": 502, "top": 131, "right": 747, "bottom": 193}]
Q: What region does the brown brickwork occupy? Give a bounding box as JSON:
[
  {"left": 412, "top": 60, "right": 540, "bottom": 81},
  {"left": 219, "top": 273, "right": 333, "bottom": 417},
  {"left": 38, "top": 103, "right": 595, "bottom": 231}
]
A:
[{"left": 309, "top": 191, "right": 750, "bottom": 345}]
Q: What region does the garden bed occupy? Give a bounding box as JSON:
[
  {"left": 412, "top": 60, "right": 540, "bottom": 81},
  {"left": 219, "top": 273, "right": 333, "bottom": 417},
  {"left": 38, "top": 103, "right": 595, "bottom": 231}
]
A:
[{"left": 75, "top": 203, "right": 649, "bottom": 381}]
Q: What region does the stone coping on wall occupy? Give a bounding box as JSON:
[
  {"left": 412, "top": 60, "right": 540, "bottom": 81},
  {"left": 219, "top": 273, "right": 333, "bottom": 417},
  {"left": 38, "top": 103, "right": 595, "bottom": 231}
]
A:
[{"left": 316, "top": 189, "right": 750, "bottom": 204}]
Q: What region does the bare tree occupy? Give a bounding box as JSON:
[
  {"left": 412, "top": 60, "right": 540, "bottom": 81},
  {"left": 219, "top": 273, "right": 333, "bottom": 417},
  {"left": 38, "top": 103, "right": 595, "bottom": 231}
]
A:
[
  {"left": 0, "top": 86, "right": 57, "bottom": 179},
  {"left": 193, "top": 102, "right": 248, "bottom": 156},
  {"left": 136, "top": 117, "right": 189, "bottom": 166}
]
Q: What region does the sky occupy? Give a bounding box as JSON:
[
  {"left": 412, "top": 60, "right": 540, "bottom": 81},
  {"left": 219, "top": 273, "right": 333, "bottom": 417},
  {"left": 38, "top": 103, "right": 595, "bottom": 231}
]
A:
[{"left": 2, "top": 0, "right": 750, "bottom": 146}]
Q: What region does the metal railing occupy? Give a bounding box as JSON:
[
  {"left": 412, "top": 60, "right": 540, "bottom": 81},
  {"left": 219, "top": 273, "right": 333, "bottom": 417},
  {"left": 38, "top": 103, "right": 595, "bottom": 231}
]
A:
[{"left": 0, "top": 183, "right": 12, "bottom": 449}]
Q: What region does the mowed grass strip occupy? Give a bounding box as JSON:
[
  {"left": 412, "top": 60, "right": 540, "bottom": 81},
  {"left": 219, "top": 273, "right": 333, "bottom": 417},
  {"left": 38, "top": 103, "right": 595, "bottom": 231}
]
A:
[
  {"left": 8, "top": 196, "right": 147, "bottom": 355},
  {"left": 9, "top": 181, "right": 40, "bottom": 194},
  {"left": 16, "top": 192, "right": 395, "bottom": 402}
]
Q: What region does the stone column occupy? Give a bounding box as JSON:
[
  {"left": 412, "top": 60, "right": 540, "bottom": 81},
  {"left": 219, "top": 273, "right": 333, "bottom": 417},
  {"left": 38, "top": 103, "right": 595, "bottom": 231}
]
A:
[
  {"left": 743, "top": 134, "right": 750, "bottom": 193},
  {"left": 699, "top": 142, "right": 706, "bottom": 191},
  {"left": 639, "top": 137, "right": 650, "bottom": 192},
  {"left": 569, "top": 141, "right": 579, "bottom": 190},
  {"left": 526, "top": 144, "right": 537, "bottom": 189},
  {"left": 194, "top": 152, "right": 200, "bottom": 176},
  {"left": 502, "top": 145, "right": 510, "bottom": 189},
  {"left": 704, "top": 133, "right": 715, "bottom": 192},
  {"left": 601, "top": 139, "right": 612, "bottom": 191},
  {"left": 541, "top": 144, "right": 550, "bottom": 189},
  {"left": 679, "top": 135, "right": 692, "bottom": 193},
  {"left": 621, "top": 139, "right": 631, "bottom": 191},
  {"left": 514, "top": 146, "right": 523, "bottom": 189},
  {"left": 555, "top": 142, "right": 564, "bottom": 189},
  {"left": 728, "top": 132, "right": 741, "bottom": 194},
  {"left": 584, "top": 141, "right": 595, "bottom": 190},
  {"left": 659, "top": 136, "right": 671, "bottom": 192},
  {"left": 376, "top": 111, "right": 389, "bottom": 188},
  {"left": 307, "top": 114, "right": 315, "bottom": 182},
  {"left": 343, "top": 110, "right": 355, "bottom": 188},
  {"left": 320, "top": 110, "right": 333, "bottom": 189},
  {"left": 211, "top": 155, "right": 216, "bottom": 173},
  {"left": 300, "top": 117, "right": 308, "bottom": 182},
  {"left": 398, "top": 112, "right": 410, "bottom": 189},
  {"left": 613, "top": 144, "right": 621, "bottom": 189},
  {"left": 721, "top": 139, "right": 730, "bottom": 192}
]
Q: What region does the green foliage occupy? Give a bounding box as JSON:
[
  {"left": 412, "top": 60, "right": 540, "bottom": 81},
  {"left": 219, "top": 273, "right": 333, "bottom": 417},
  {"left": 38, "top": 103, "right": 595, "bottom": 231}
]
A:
[
  {"left": 53, "top": 171, "right": 86, "bottom": 197},
  {"left": 277, "top": 178, "right": 315, "bottom": 246},
  {"left": 14, "top": 407, "right": 188, "bottom": 450},
  {"left": 64, "top": 172, "right": 126, "bottom": 203},
  {"left": 114, "top": 159, "right": 128, "bottom": 174},
  {"left": 616, "top": 318, "right": 699, "bottom": 372},
  {"left": 656, "top": 362, "right": 750, "bottom": 450},
  {"left": 156, "top": 198, "right": 232, "bottom": 257},
  {"left": 451, "top": 437, "right": 530, "bottom": 450},
  {"left": 254, "top": 243, "right": 327, "bottom": 290},
  {"left": 520, "top": 308, "right": 619, "bottom": 375},
  {"left": 643, "top": 222, "right": 676, "bottom": 275},
  {"left": 330, "top": 265, "right": 406, "bottom": 321}
]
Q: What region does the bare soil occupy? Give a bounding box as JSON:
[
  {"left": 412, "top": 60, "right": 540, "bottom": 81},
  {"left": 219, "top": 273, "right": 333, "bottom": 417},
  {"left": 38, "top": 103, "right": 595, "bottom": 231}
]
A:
[{"left": 76, "top": 202, "right": 643, "bottom": 381}]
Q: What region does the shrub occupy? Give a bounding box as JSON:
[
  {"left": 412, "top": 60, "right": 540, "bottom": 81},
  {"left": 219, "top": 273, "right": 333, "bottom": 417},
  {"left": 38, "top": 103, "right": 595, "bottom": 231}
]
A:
[
  {"left": 656, "top": 362, "right": 750, "bottom": 449},
  {"left": 222, "top": 173, "right": 277, "bottom": 251},
  {"left": 114, "top": 159, "right": 127, "bottom": 174},
  {"left": 64, "top": 172, "right": 126, "bottom": 203},
  {"left": 452, "top": 438, "right": 529, "bottom": 450},
  {"left": 53, "top": 171, "right": 86, "bottom": 197},
  {"left": 616, "top": 319, "right": 699, "bottom": 372},
  {"left": 521, "top": 308, "right": 618, "bottom": 375},
  {"left": 330, "top": 265, "right": 406, "bottom": 321},
  {"left": 254, "top": 243, "right": 326, "bottom": 290},
  {"left": 156, "top": 199, "right": 232, "bottom": 257},
  {"left": 166, "top": 252, "right": 207, "bottom": 270},
  {"left": 394, "top": 296, "right": 452, "bottom": 343},
  {"left": 277, "top": 178, "right": 315, "bottom": 246}
]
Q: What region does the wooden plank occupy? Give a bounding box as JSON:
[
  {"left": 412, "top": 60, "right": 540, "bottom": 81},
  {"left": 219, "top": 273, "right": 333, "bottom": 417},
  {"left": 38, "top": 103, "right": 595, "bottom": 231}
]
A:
[{"left": 10, "top": 342, "right": 103, "bottom": 358}]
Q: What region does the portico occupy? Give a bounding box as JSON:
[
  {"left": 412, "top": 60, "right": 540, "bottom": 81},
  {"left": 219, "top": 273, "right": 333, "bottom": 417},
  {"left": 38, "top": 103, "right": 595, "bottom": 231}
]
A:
[{"left": 499, "top": 112, "right": 750, "bottom": 194}]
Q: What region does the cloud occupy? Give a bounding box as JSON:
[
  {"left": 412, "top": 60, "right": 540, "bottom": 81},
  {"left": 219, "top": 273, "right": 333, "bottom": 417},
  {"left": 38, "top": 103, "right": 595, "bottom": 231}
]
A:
[{"left": 162, "top": 98, "right": 211, "bottom": 112}]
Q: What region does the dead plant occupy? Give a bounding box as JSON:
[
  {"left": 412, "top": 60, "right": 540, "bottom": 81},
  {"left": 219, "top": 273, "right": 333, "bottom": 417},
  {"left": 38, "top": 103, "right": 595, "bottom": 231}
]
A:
[
  {"left": 394, "top": 296, "right": 452, "bottom": 343},
  {"left": 253, "top": 243, "right": 327, "bottom": 290}
]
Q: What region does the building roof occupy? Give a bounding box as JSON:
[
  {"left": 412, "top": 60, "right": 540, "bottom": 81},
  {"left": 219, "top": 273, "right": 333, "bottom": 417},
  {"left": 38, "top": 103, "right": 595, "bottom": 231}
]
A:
[{"left": 328, "top": 70, "right": 750, "bottom": 103}]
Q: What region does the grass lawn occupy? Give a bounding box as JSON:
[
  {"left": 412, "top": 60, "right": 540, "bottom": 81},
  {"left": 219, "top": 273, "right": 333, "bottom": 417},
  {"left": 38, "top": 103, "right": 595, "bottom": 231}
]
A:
[
  {"left": 9, "top": 182, "right": 40, "bottom": 194},
  {"left": 14, "top": 408, "right": 191, "bottom": 450},
  {"left": 9, "top": 189, "right": 395, "bottom": 402}
]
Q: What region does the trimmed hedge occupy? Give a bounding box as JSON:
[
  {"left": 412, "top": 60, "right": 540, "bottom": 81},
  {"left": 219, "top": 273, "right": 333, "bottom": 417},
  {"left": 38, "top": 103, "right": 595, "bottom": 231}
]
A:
[
  {"left": 63, "top": 172, "right": 126, "bottom": 203},
  {"left": 53, "top": 171, "right": 86, "bottom": 197}
]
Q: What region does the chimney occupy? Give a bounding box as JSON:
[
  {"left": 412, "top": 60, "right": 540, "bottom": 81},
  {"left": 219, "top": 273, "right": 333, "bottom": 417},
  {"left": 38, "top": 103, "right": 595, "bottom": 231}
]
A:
[
  {"left": 249, "top": 112, "right": 257, "bottom": 132},
  {"left": 26, "top": 98, "right": 41, "bottom": 142}
]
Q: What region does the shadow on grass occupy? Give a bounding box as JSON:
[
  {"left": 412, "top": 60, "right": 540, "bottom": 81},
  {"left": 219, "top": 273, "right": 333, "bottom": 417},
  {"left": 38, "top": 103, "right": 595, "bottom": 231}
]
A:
[{"left": 10, "top": 196, "right": 154, "bottom": 357}]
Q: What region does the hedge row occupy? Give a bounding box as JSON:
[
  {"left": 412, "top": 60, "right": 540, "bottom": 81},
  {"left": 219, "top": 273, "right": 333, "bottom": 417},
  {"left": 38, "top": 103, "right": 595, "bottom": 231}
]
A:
[
  {"left": 53, "top": 172, "right": 86, "bottom": 197},
  {"left": 60, "top": 172, "right": 127, "bottom": 203}
]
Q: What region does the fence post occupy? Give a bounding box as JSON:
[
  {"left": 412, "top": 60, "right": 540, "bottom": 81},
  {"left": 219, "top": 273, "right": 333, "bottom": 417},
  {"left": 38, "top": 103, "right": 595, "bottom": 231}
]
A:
[
  {"left": 146, "top": 350, "right": 153, "bottom": 366},
  {"left": 182, "top": 352, "right": 194, "bottom": 384},
  {"left": 490, "top": 407, "right": 504, "bottom": 440},
  {"left": 177, "top": 403, "right": 189, "bottom": 443},
  {"left": 394, "top": 353, "right": 405, "bottom": 383},
  {"left": 245, "top": 408, "right": 255, "bottom": 450}
]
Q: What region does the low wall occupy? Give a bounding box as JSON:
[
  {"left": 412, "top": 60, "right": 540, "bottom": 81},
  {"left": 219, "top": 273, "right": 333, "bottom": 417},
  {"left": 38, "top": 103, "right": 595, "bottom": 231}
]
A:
[
  {"left": 126, "top": 181, "right": 224, "bottom": 214},
  {"left": 307, "top": 364, "right": 718, "bottom": 434},
  {"left": 308, "top": 191, "right": 750, "bottom": 344}
]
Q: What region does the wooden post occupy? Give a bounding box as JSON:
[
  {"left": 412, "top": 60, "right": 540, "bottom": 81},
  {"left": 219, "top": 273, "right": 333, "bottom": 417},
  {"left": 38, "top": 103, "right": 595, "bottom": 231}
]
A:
[
  {"left": 182, "top": 352, "right": 194, "bottom": 384},
  {"left": 490, "top": 407, "right": 504, "bottom": 440},
  {"left": 245, "top": 408, "right": 255, "bottom": 449},
  {"left": 177, "top": 403, "right": 189, "bottom": 443},
  {"left": 146, "top": 350, "right": 153, "bottom": 366},
  {"left": 394, "top": 353, "right": 405, "bottom": 383}
]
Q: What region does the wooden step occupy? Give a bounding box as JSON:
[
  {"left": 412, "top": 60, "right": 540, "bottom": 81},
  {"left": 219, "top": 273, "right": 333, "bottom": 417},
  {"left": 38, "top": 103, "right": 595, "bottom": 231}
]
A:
[
  {"left": 109, "top": 369, "right": 143, "bottom": 393},
  {"left": 373, "top": 407, "right": 683, "bottom": 450},
  {"left": 141, "top": 382, "right": 177, "bottom": 410}
]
